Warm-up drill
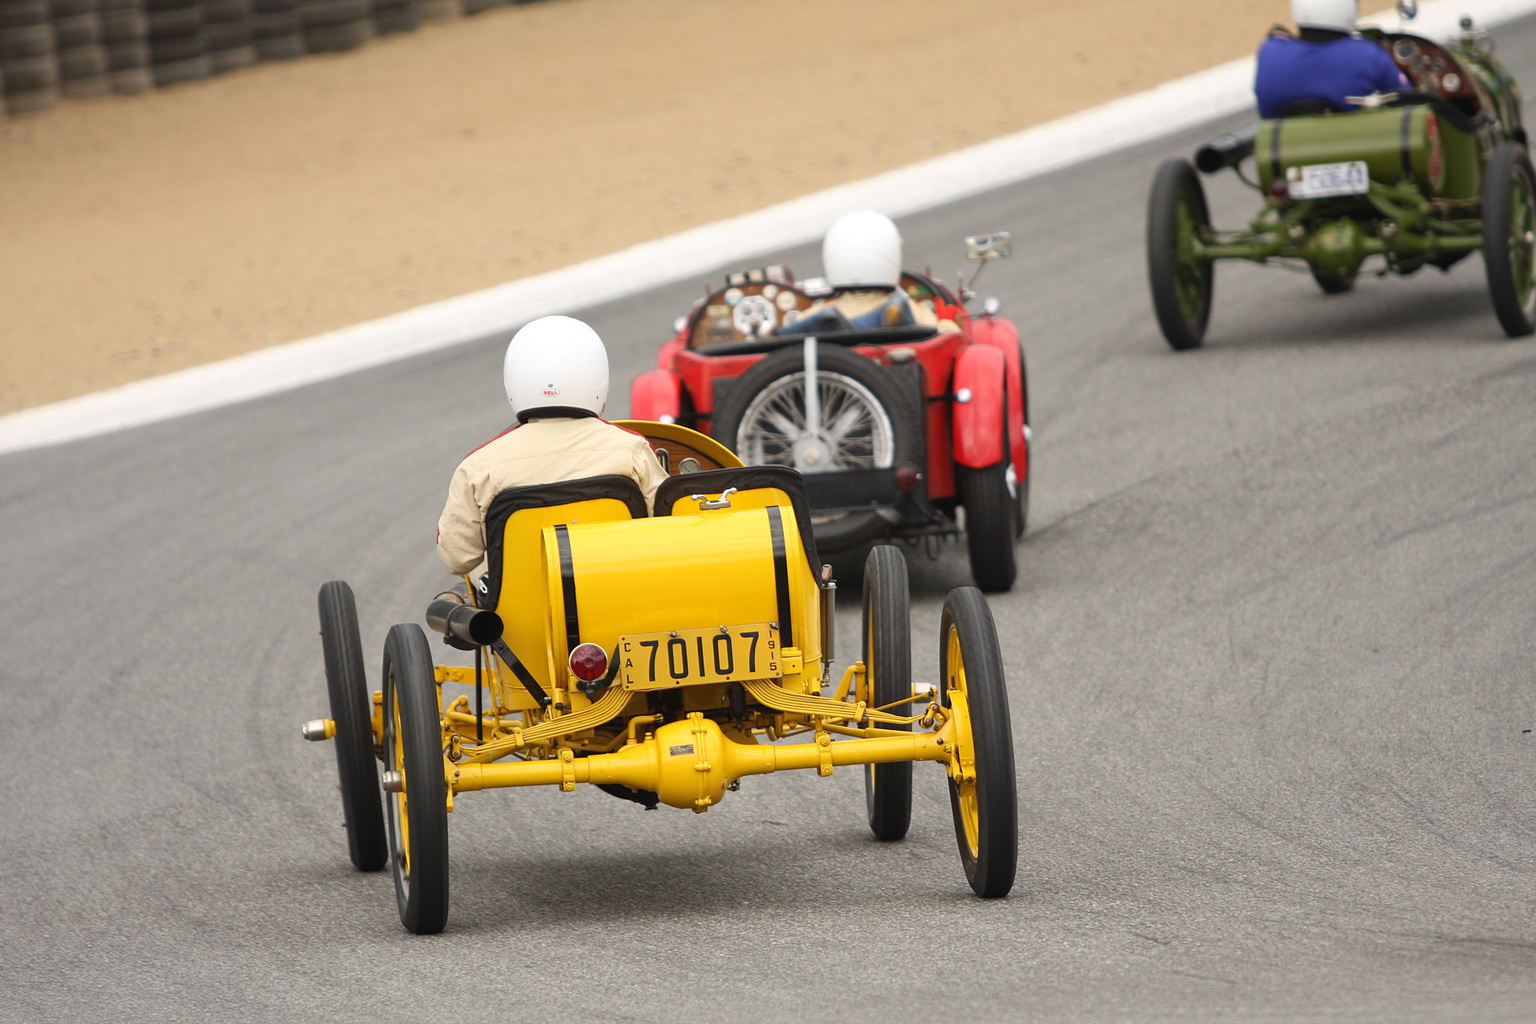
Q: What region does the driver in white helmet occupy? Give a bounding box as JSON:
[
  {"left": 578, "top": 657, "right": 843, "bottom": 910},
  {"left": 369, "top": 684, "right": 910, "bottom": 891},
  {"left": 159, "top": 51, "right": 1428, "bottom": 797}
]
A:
[
  {"left": 435, "top": 315, "right": 669, "bottom": 578},
  {"left": 1254, "top": 0, "right": 1408, "bottom": 119},
  {"left": 786, "top": 210, "right": 959, "bottom": 335}
]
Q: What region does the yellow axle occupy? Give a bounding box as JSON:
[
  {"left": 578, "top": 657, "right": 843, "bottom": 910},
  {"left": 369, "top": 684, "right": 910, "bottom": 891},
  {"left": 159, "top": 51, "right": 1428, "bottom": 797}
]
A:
[{"left": 450, "top": 712, "right": 954, "bottom": 812}]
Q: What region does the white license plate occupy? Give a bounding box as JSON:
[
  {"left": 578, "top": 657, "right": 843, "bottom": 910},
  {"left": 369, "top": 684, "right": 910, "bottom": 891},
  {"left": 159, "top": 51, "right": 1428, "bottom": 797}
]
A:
[
  {"left": 1287, "top": 161, "right": 1370, "bottom": 199},
  {"left": 618, "top": 623, "right": 780, "bottom": 690}
]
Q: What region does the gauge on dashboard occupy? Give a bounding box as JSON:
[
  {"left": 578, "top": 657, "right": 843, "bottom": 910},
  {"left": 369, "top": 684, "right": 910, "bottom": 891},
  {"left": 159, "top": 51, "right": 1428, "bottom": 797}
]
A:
[
  {"left": 1395, "top": 39, "right": 1418, "bottom": 60},
  {"left": 1442, "top": 71, "right": 1461, "bottom": 92}
]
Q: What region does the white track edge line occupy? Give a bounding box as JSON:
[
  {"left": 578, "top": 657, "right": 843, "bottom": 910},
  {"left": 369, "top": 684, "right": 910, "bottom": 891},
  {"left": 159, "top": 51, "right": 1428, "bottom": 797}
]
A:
[{"left": 2, "top": 0, "right": 1531, "bottom": 455}]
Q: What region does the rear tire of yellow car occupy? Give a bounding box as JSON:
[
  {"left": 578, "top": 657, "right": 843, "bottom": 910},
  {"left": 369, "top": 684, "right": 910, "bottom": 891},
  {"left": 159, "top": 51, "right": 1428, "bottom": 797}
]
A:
[
  {"left": 1147, "top": 158, "right": 1214, "bottom": 351},
  {"left": 318, "top": 580, "right": 387, "bottom": 872},
  {"left": 939, "top": 588, "right": 1017, "bottom": 899},
  {"left": 959, "top": 461, "right": 1017, "bottom": 594},
  {"left": 863, "top": 544, "right": 912, "bottom": 841},
  {"left": 1482, "top": 141, "right": 1536, "bottom": 339},
  {"left": 383, "top": 623, "right": 450, "bottom": 934}
]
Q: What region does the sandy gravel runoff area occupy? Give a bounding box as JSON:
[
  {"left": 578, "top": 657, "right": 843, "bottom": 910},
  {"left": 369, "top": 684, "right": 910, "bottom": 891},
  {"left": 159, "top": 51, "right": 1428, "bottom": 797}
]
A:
[{"left": 0, "top": 0, "right": 1289, "bottom": 416}]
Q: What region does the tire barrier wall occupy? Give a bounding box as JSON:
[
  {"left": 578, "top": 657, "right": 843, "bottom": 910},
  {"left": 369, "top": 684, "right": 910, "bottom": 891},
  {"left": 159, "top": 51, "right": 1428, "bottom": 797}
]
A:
[{"left": 0, "top": 0, "right": 542, "bottom": 115}]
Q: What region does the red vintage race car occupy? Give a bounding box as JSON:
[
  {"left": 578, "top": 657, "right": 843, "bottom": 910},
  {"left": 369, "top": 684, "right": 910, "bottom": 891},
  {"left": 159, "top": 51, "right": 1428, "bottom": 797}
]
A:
[{"left": 630, "top": 234, "right": 1029, "bottom": 592}]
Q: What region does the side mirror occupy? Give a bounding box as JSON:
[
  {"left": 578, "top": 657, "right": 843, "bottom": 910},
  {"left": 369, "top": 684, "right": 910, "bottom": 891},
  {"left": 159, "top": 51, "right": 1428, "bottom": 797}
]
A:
[
  {"left": 964, "top": 232, "right": 1012, "bottom": 261},
  {"left": 1397, "top": 0, "right": 1418, "bottom": 20}
]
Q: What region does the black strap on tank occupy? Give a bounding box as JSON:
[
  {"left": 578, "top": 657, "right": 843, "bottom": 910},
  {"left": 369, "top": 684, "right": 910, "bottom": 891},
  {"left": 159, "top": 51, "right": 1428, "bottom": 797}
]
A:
[
  {"left": 1400, "top": 106, "right": 1415, "bottom": 183},
  {"left": 1269, "top": 117, "right": 1284, "bottom": 185},
  {"left": 554, "top": 524, "right": 581, "bottom": 657},
  {"left": 490, "top": 638, "right": 551, "bottom": 708},
  {"left": 766, "top": 505, "right": 793, "bottom": 648}
]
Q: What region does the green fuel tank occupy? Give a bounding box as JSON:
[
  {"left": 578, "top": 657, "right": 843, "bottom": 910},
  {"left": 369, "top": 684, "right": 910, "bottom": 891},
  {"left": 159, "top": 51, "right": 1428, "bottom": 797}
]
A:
[{"left": 1253, "top": 106, "right": 1473, "bottom": 200}]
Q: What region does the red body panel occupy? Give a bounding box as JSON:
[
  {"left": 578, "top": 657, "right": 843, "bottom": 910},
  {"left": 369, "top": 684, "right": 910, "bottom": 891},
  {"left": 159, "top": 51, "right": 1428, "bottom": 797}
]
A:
[
  {"left": 630, "top": 368, "right": 683, "bottom": 422},
  {"left": 966, "top": 315, "right": 1027, "bottom": 481},
  {"left": 950, "top": 344, "right": 1006, "bottom": 468}
]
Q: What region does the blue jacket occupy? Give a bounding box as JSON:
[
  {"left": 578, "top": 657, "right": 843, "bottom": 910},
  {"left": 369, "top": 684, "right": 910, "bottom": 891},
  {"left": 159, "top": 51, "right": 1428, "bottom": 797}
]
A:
[{"left": 1254, "top": 34, "right": 1408, "bottom": 119}]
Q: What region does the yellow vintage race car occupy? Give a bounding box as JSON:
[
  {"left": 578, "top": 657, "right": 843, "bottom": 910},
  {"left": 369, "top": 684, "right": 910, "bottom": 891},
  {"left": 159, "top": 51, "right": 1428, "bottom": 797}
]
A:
[{"left": 304, "top": 422, "right": 1017, "bottom": 933}]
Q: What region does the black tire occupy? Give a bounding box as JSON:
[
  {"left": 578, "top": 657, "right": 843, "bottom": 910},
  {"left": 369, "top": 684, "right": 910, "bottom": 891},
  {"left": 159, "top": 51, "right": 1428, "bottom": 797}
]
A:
[
  {"left": 303, "top": 16, "right": 369, "bottom": 50},
  {"left": 711, "top": 342, "right": 924, "bottom": 553},
  {"left": 2, "top": 84, "right": 54, "bottom": 112},
  {"left": 862, "top": 545, "right": 912, "bottom": 841},
  {"left": 203, "top": 0, "right": 252, "bottom": 22},
  {"left": 52, "top": 12, "right": 100, "bottom": 49},
  {"left": 938, "top": 588, "right": 1017, "bottom": 898},
  {"left": 1, "top": 52, "right": 55, "bottom": 90},
  {"left": 209, "top": 42, "right": 253, "bottom": 71},
  {"left": 319, "top": 581, "right": 387, "bottom": 872},
  {"left": 106, "top": 40, "right": 147, "bottom": 68},
  {"left": 151, "top": 52, "right": 209, "bottom": 84},
  {"left": 252, "top": 31, "right": 301, "bottom": 56},
  {"left": 108, "top": 64, "right": 148, "bottom": 91},
  {"left": 958, "top": 461, "right": 1017, "bottom": 594},
  {"left": 57, "top": 43, "right": 107, "bottom": 78},
  {"left": 1482, "top": 141, "right": 1536, "bottom": 339},
  {"left": 100, "top": 10, "right": 145, "bottom": 42},
  {"left": 1310, "top": 267, "right": 1357, "bottom": 294},
  {"left": 300, "top": 0, "right": 368, "bottom": 26},
  {"left": 0, "top": 0, "right": 50, "bottom": 30},
  {"left": 373, "top": 3, "right": 419, "bottom": 33},
  {"left": 382, "top": 623, "right": 450, "bottom": 934},
  {"left": 149, "top": 29, "right": 204, "bottom": 59},
  {"left": 0, "top": 23, "right": 53, "bottom": 59},
  {"left": 146, "top": 5, "right": 202, "bottom": 38},
  {"left": 46, "top": 0, "right": 96, "bottom": 16},
  {"left": 1147, "top": 158, "right": 1214, "bottom": 351}
]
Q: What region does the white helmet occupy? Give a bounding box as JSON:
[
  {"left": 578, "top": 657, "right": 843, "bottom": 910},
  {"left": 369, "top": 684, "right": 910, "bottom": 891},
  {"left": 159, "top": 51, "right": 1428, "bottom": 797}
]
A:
[
  {"left": 823, "top": 209, "right": 902, "bottom": 290},
  {"left": 502, "top": 315, "right": 609, "bottom": 421},
  {"left": 1292, "top": 0, "right": 1357, "bottom": 31}
]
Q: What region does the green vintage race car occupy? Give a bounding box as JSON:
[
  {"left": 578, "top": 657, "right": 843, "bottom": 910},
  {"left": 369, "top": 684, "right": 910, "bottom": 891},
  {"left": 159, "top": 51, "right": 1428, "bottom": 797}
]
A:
[{"left": 1148, "top": 11, "right": 1531, "bottom": 348}]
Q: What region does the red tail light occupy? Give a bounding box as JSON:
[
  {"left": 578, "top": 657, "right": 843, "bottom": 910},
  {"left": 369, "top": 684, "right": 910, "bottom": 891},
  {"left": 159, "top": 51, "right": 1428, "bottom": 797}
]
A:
[{"left": 568, "top": 643, "right": 609, "bottom": 682}]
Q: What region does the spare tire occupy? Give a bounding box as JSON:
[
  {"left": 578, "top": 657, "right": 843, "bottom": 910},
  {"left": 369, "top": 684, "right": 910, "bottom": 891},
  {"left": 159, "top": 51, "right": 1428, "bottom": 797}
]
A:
[{"left": 711, "top": 342, "right": 923, "bottom": 553}]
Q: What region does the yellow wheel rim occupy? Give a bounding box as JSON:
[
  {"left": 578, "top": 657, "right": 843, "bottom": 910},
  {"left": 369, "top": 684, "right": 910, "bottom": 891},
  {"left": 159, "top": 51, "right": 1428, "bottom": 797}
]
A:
[
  {"left": 388, "top": 678, "right": 410, "bottom": 879},
  {"left": 946, "top": 626, "right": 980, "bottom": 859}
]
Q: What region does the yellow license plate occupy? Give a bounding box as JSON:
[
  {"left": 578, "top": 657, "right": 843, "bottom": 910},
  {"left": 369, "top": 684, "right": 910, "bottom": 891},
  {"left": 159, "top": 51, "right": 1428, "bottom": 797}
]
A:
[{"left": 618, "top": 623, "right": 781, "bottom": 690}]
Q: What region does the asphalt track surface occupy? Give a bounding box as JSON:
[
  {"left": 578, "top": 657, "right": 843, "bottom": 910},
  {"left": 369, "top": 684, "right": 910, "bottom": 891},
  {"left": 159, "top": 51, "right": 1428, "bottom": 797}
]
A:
[{"left": 5, "top": 26, "right": 1536, "bottom": 1024}]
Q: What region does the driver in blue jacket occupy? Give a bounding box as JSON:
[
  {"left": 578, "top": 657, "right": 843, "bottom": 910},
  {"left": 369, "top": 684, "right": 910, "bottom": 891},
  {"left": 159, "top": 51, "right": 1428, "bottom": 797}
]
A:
[{"left": 1255, "top": 0, "right": 1410, "bottom": 118}]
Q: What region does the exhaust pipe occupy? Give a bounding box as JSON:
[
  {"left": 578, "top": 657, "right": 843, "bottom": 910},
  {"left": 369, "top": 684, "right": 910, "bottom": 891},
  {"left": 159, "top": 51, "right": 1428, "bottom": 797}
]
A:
[
  {"left": 1195, "top": 125, "right": 1257, "bottom": 174},
  {"left": 426, "top": 594, "right": 504, "bottom": 648}
]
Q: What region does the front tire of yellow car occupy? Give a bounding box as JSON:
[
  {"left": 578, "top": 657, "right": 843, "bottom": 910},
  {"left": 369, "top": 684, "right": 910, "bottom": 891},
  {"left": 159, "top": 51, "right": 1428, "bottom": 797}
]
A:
[
  {"left": 939, "top": 588, "right": 1017, "bottom": 898},
  {"left": 383, "top": 623, "right": 450, "bottom": 934},
  {"left": 863, "top": 545, "right": 913, "bottom": 840}
]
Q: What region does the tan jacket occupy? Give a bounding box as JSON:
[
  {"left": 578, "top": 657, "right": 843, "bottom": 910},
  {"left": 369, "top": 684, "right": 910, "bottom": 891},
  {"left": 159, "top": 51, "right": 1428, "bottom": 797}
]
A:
[
  {"left": 436, "top": 416, "right": 669, "bottom": 576},
  {"left": 802, "top": 288, "right": 960, "bottom": 333}
]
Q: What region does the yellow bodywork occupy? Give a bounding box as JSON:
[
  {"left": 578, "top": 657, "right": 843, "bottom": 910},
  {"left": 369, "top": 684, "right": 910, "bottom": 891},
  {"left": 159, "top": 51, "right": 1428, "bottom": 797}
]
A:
[{"left": 392, "top": 423, "right": 972, "bottom": 813}]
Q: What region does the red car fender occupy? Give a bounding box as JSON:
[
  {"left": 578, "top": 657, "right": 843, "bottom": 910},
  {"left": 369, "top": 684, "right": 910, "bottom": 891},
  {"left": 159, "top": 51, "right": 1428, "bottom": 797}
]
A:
[
  {"left": 951, "top": 344, "right": 1006, "bottom": 469},
  {"left": 657, "top": 336, "right": 686, "bottom": 369},
  {"left": 966, "top": 315, "right": 1026, "bottom": 478},
  {"left": 630, "top": 368, "right": 683, "bottom": 423}
]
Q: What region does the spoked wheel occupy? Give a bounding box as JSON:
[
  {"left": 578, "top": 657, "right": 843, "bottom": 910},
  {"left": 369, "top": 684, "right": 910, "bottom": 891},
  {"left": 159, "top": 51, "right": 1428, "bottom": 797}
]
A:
[
  {"left": 959, "top": 460, "right": 1018, "bottom": 593},
  {"left": 938, "top": 588, "right": 1017, "bottom": 898},
  {"left": 382, "top": 623, "right": 449, "bottom": 934},
  {"left": 1482, "top": 141, "right": 1536, "bottom": 338},
  {"left": 863, "top": 545, "right": 912, "bottom": 841},
  {"left": 318, "top": 580, "right": 386, "bottom": 872},
  {"left": 1147, "top": 158, "right": 1214, "bottom": 350},
  {"left": 1311, "top": 267, "right": 1357, "bottom": 295},
  {"left": 711, "top": 342, "right": 923, "bottom": 552}
]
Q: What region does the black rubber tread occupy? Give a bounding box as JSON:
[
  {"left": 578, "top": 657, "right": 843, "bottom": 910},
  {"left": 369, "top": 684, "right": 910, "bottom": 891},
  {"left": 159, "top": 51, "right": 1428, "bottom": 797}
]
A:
[
  {"left": 958, "top": 461, "right": 1017, "bottom": 593},
  {"left": 107, "top": 63, "right": 148, "bottom": 90},
  {"left": 710, "top": 342, "right": 924, "bottom": 553},
  {"left": 209, "top": 42, "right": 253, "bottom": 70},
  {"left": 383, "top": 623, "right": 450, "bottom": 934},
  {"left": 203, "top": 0, "right": 251, "bottom": 22},
  {"left": 206, "top": 22, "right": 249, "bottom": 48},
  {"left": 1310, "top": 268, "right": 1357, "bottom": 294},
  {"left": 146, "top": 5, "right": 200, "bottom": 38},
  {"left": 250, "top": 9, "right": 297, "bottom": 34},
  {"left": 52, "top": 11, "right": 99, "bottom": 48},
  {"left": 2, "top": 83, "right": 55, "bottom": 111},
  {"left": 150, "top": 51, "right": 208, "bottom": 84},
  {"left": 371, "top": 0, "right": 415, "bottom": 9},
  {"left": 1483, "top": 141, "right": 1536, "bottom": 339},
  {"left": 250, "top": 0, "right": 296, "bottom": 13},
  {"left": 938, "top": 588, "right": 1017, "bottom": 899},
  {"left": 462, "top": 0, "right": 507, "bottom": 13},
  {"left": 299, "top": 0, "right": 368, "bottom": 26},
  {"left": 1, "top": 52, "right": 56, "bottom": 89},
  {"left": 318, "top": 581, "right": 387, "bottom": 872},
  {"left": 0, "top": 0, "right": 50, "bottom": 29},
  {"left": 0, "top": 23, "right": 53, "bottom": 58},
  {"left": 141, "top": 0, "right": 197, "bottom": 11},
  {"left": 95, "top": 0, "right": 140, "bottom": 12},
  {"left": 863, "top": 544, "right": 913, "bottom": 841},
  {"left": 1147, "top": 157, "right": 1214, "bottom": 351},
  {"left": 105, "top": 39, "right": 146, "bottom": 67},
  {"left": 372, "top": 3, "right": 418, "bottom": 33},
  {"left": 46, "top": 0, "right": 96, "bottom": 16},
  {"left": 302, "top": 16, "right": 369, "bottom": 50},
  {"left": 99, "top": 9, "right": 143, "bottom": 40},
  {"left": 251, "top": 30, "right": 301, "bottom": 56},
  {"left": 150, "top": 29, "right": 204, "bottom": 60},
  {"left": 57, "top": 42, "right": 106, "bottom": 77},
  {"left": 418, "top": 0, "right": 457, "bottom": 18}
]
